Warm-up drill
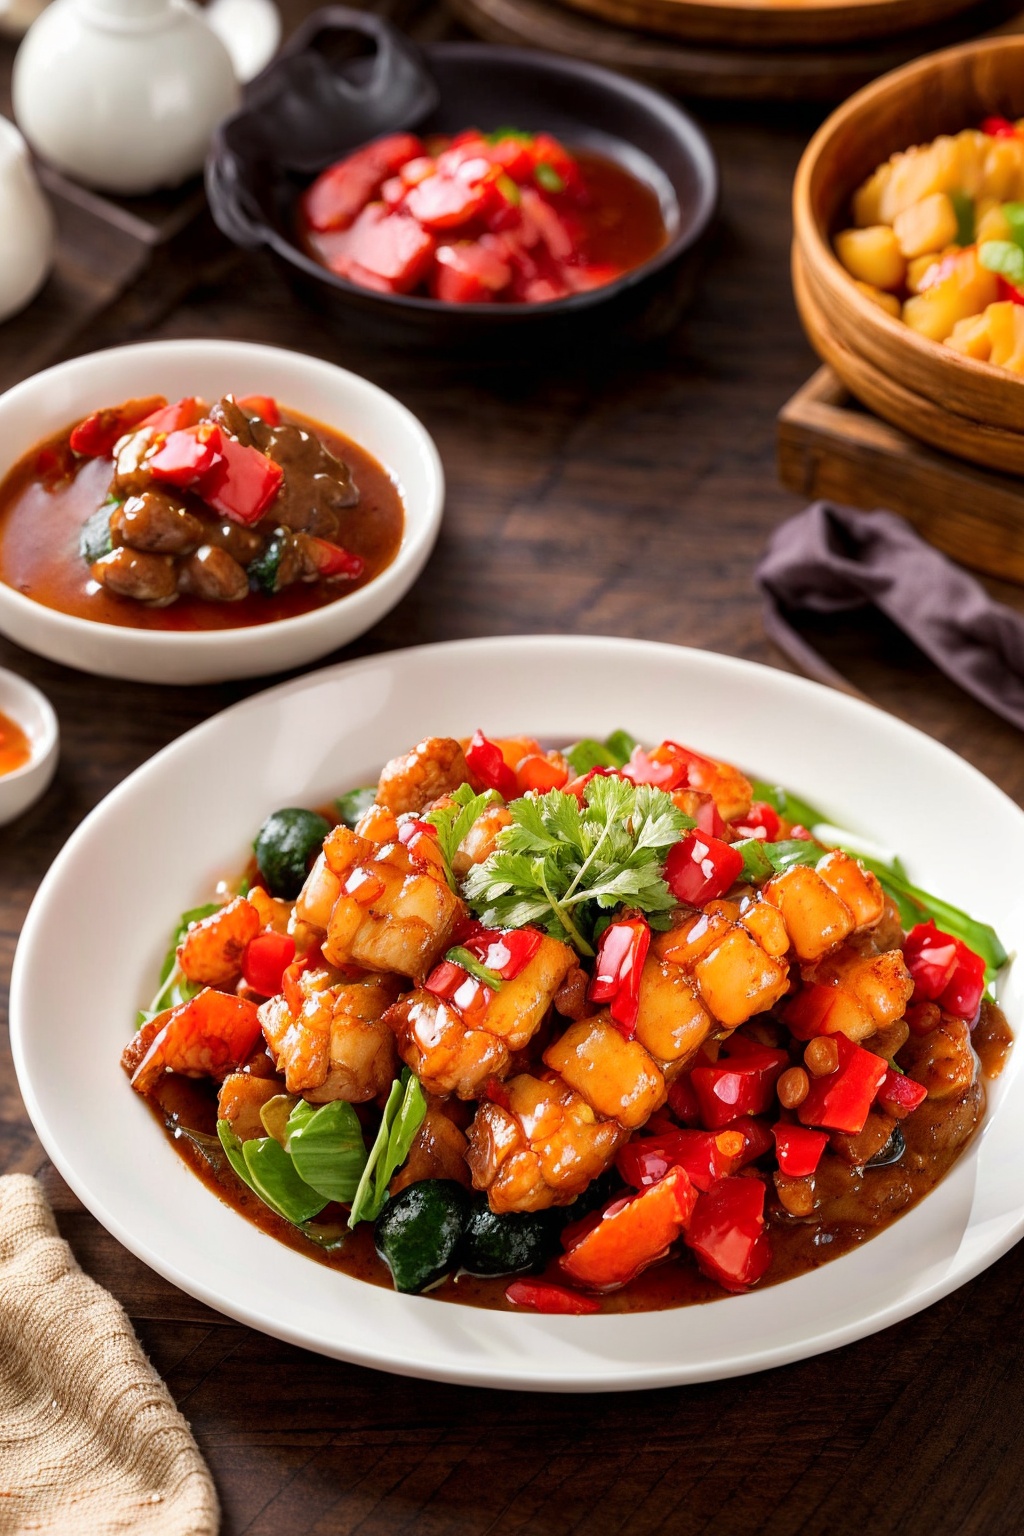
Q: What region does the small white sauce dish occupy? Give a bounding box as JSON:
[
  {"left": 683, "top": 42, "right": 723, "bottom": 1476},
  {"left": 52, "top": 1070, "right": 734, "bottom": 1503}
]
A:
[
  {"left": 0, "top": 666, "right": 58, "bottom": 824},
  {"left": 0, "top": 339, "right": 445, "bottom": 685}
]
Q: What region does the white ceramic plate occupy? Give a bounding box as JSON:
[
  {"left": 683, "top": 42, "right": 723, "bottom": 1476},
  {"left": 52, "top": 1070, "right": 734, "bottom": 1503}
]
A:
[
  {"left": 0, "top": 340, "right": 443, "bottom": 685},
  {"left": 11, "top": 637, "right": 1024, "bottom": 1390}
]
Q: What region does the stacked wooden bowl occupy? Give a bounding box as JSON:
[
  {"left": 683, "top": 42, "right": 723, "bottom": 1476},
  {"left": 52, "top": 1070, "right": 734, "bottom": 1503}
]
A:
[
  {"left": 447, "top": 0, "right": 1024, "bottom": 101},
  {"left": 793, "top": 36, "right": 1024, "bottom": 476}
]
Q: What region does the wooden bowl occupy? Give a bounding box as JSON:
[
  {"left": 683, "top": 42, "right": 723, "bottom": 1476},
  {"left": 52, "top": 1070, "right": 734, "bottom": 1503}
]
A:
[{"left": 793, "top": 35, "right": 1024, "bottom": 455}]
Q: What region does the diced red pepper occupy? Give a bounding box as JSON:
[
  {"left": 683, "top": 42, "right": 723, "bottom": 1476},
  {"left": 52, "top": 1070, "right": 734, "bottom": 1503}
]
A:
[
  {"left": 684, "top": 792, "right": 727, "bottom": 840},
  {"left": 431, "top": 240, "right": 513, "bottom": 303},
  {"left": 305, "top": 537, "right": 365, "bottom": 580},
  {"left": 666, "top": 1074, "right": 701, "bottom": 1125},
  {"left": 196, "top": 431, "right": 283, "bottom": 526},
  {"left": 904, "top": 921, "right": 986, "bottom": 1020},
  {"left": 772, "top": 1121, "right": 827, "bottom": 1176},
  {"left": 690, "top": 1046, "right": 789, "bottom": 1130},
  {"left": 622, "top": 744, "right": 683, "bottom": 790},
  {"left": 720, "top": 1114, "right": 774, "bottom": 1167},
  {"left": 458, "top": 922, "right": 543, "bottom": 981},
  {"left": 783, "top": 983, "right": 846, "bottom": 1041},
  {"left": 982, "top": 116, "right": 1021, "bottom": 138},
  {"left": 423, "top": 959, "right": 493, "bottom": 1025},
  {"left": 588, "top": 917, "right": 651, "bottom": 1038},
  {"left": 997, "top": 275, "right": 1024, "bottom": 306},
  {"left": 876, "top": 1067, "right": 928, "bottom": 1118},
  {"left": 69, "top": 396, "right": 167, "bottom": 457},
  {"left": 237, "top": 394, "right": 281, "bottom": 426},
  {"left": 242, "top": 931, "right": 296, "bottom": 997},
  {"left": 505, "top": 1279, "right": 600, "bottom": 1315},
  {"left": 147, "top": 424, "right": 222, "bottom": 487},
  {"left": 560, "top": 1166, "right": 697, "bottom": 1291},
  {"left": 797, "top": 1033, "right": 888, "bottom": 1134},
  {"left": 515, "top": 752, "right": 569, "bottom": 794},
  {"left": 398, "top": 818, "right": 444, "bottom": 871},
  {"left": 465, "top": 729, "right": 519, "bottom": 799},
  {"left": 685, "top": 1176, "right": 771, "bottom": 1292},
  {"left": 664, "top": 831, "right": 743, "bottom": 907},
  {"left": 616, "top": 1128, "right": 745, "bottom": 1193},
  {"left": 138, "top": 397, "right": 205, "bottom": 435},
  {"left": 303, "top": 133, "right": 426, "bottom": 232},
  {"left": 731, "top": 800, "right": 781, "bottom": 841}
]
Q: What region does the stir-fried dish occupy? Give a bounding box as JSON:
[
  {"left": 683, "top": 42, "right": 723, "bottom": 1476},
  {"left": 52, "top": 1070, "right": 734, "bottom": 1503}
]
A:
[
  {"left": 300, "top": 129, "right": 669, "bottom": 304},
  {"left": 121, "top": 730, "right": 1012, "bottom": 1313},
  {"left": 835, "top": 117, "right": 1024, "bottom": 371},
  {"left": 0, "top": 394, "right": 403, "bottom": 632}
]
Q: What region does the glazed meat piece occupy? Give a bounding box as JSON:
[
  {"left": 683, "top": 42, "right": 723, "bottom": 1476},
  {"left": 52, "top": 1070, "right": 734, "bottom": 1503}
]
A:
[
  {"left": 217, "top": 1071, "right": 286, "bottom": 1141},
  {"left": 259, "top": 970, "right": 401, "bottom": 1101},
  {"left": 762, "top": 865, "right": 857, "bottom": 962},
  {"left": 111, "top": 491, "right": 203, "bottom": 555},
  {"left": 898, "top": 1016, "right": 978, "bottom": 1099},
  {"left": 177, "top": 545, "right": 249, "bottom": 602},
  {"left": 544, "top": 1015, "right": 665, "bottom": 1129},
  {"left": 653, "top": 909, "right": 791, "bottom": 1028},
  {"left": 177, "top": 896, "right": 261, "bottom": 986},
  {"left": 390, "top": 1099, "right": 472, "bottom": 1194},
  {"left": 375, "top": 737, "right": 473, "bottom": 816},
  {"left": 91, "top": 545, "right": 178, "bottom": 605},
  {"left": 211, "top": 395, "right": 361, "bottom": 539}
]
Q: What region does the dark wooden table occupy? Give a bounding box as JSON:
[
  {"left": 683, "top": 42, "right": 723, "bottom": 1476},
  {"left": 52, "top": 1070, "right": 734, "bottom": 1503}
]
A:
[{"left": 3, "top": 6, "right": 1024, "bottom": 1533}]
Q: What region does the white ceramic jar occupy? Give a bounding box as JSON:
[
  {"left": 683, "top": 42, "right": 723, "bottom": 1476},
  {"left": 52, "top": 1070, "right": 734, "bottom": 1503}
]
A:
[
  {"left": 0, "top": 116, "right": 53, "bottom": 321},
  {"left": 12, "top": 0, "right": 241, "bottom": 195}
]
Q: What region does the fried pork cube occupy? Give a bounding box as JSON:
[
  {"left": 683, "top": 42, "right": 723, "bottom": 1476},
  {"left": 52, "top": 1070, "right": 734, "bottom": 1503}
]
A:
[
  {"left": 302, "top": 824, "right": 463, "bottom": 979},
  {"left": 467, "top": 1074, "right": 625, "bottom": 1213},
  {"left": 898, "top": 1017, "right": 977, "bottom": 1100},
  {"left": 473, "top": 935, "right": 575, "bottom": 1048},
  {"left": 217, "top": 1072, "right": 286, "bottom": 1141},
  {"left": 386, "top": 992, "right": 510, "bottom": 1098},
  {"left": 390, "top": 1099, "right": 471, "bottom": 1195},
  {"left": 543, "top": 1015, "right": 665, "bottom": 1129},
  {"left": 177, "top": 896, "right": 260, "bottom": 986},
  {"left": 375, "top": 736, "right": 472, "bottom": 816},
  {"left": 654, "top": 911, "right": 791, "bottom": 1028},
  {"left": 785, "top": 945, "right": 914, "bottom": 1042},
  {"left": 632, "top": 955, "right": 715, "bottom": 1072},
  {"left": 815, "top": 850, "right": 885, "bottom": 932},
  {"left": 259, "top": 970, "right": 401, "bottom": 1101},
  {"left": 762, "top": 865, "right": 856, "bottom": 962}
]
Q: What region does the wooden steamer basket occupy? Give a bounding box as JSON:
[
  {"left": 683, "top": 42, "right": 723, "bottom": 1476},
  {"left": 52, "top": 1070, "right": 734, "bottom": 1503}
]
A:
[{"left": 793, "top": 36, "right": 1024, "bottom": 475}]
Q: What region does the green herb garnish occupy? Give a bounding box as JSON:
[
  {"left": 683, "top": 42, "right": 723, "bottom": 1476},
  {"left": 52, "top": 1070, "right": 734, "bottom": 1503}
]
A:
[
  {"left": 424, "top": 781, "right": 501, "bottom": 890},
  {"left": 463, "top": 776, "right": 690, "bottom": 955},
  {"left": 535, "top": 163, "right": 565, "bottom": 194},
  {"left": 564, "top": 729, "right": 637, "bottom": 776},
  {"left": 348, "top": 1069, "right": 428, "bottom": 1228},
  {"left": 444, "top": 946, "right": 503, "bottom": 989},
  {"left": 286, "top": 1099, "right": 368, "bottom": 1204},
  {"left": 334, "top": 786, "right": 378, "bottom": 829}
]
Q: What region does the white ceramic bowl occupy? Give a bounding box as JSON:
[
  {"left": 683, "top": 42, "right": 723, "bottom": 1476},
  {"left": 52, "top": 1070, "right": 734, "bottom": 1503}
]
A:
[
  {"left": 0, "top": 340, "right": 444, "bottom": 685},
  {"left": 10, "top": 637, "right": 1024, "bottom": 1390},
  {"left": 0, "top": 665, "right": 57, "bottom": 823}
]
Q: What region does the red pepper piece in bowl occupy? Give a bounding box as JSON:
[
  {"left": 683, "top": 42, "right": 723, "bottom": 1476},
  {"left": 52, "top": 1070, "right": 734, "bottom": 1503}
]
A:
[
  {"left": 69, "top": 396, "right": 168, "bottom": 457},
  {"left": 797, "top": 1034, "right": 888, "bottom": 1134},
  {"left": 303, "top": 133, "right": 426, "bottom": 232},
  {"left": 505, "top": 1279, "right": 600, "bottom": 1315},
  {"left": 560, "top": 1166, "right": 697, "bottom": 1291},
  {"left": 588, "top": 917, "right": 651, "bottom": 1037},
  {"left": 685, "top": 1175, "right": 771, "bottom": 1292}
]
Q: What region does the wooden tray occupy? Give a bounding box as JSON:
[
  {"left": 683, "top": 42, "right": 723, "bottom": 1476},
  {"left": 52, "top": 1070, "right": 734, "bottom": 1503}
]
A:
[
  {"left": 447, "top": 0, "right": 1024, "bottom": 99},
  {"left": 556, "top": 0, "right": 998, "bottom": 50},
  {"left": 777, "top": 365, "right": 1024, "bottom": 584}
]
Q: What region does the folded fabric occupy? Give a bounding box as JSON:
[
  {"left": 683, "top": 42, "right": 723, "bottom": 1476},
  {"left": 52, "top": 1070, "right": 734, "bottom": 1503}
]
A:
[
  {"left": 756, "top": 502, "right": 1024, "bottom": 730},
  {"left": 0, "top": 1174, "right": 218, "bottom": 1536}
]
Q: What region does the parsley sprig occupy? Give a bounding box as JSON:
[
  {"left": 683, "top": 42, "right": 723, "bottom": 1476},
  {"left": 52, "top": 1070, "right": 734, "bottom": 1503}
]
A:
[
  {"left": 462, "top": 776, "right": 692, "bottom": 955},
  {"left": 424, "top": 782, "right": 501, "bottom": 889}
]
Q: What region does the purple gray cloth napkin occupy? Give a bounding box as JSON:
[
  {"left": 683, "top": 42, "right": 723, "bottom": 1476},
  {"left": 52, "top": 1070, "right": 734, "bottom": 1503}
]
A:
[{"left": 756, "top": 502, "right": 1024, "bottom": 731}]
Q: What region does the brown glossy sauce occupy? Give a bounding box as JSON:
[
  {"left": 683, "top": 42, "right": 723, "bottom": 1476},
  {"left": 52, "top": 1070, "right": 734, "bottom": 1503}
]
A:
[
  {"left": 0, "top": 709, "right": 31, "bottom": 776},
  {"left": 0, "top": 411, "right": 404, "bottom": 632},
  {"left": 146, "top": 997, "right": 1009, "bottom": 1314}
]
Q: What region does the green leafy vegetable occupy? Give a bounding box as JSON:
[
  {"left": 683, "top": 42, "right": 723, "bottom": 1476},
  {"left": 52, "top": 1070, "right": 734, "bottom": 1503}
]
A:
[
  {"left": 444, "top": 946, "right": 503, "bottom": 989},
  {"left": 424, "top": 781, "right": 500, "bottom": 889},
  {"left": 242, "top": 1136, "right": 328, "bottom": 1225},
  {"left": 979, "top": 240, "right": 1024, "bottom": 286},
  {"left": 286, "top": 1100, "right": 368, "bottom": 1204},
  {"left": 79, "top": 503, "right": 115, "bottom": 565},
  {"left": 334, "top": 786, "right": 378, "bottom": 829},
  {"left": 950, "top": 190, "right": 975, "bottom": 247},
  {"left": 732, "top": 837, "right": 822, "bottom": 884},
  {"left": 217, "top": 1121, "right": 346, "bottom": 1247},
  {"left": 463, "top": 776, "right": 691, "bottom": 955},
  {"left": 564, "top": 729, "right": 637, "bottom": 776},
  {"left": 247, "top": 529, "right": 287, "bottom": 596},
  {"left": 348, "top": 1070, "right": 428, "bottom": 1228},
  {"left": 750, "top": 779, "right": 822, "bottom": 831},
  {"left": 603, "top": 729, "right": 638, "bottom": 766},
  {"left": 1003, "top": 200, "right": 1024, "bottom": 249},
  {"left": 535, "top": 163, "right": 565, "bottom": 193},
  {"left": 136, "top": 902, "right": 220, "bottom": 1027}
]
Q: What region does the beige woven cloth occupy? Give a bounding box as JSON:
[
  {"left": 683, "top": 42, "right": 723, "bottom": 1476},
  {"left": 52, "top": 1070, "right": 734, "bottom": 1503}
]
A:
[{"left": 0, "top": 1175, "right": 219, "bottom": 1536}]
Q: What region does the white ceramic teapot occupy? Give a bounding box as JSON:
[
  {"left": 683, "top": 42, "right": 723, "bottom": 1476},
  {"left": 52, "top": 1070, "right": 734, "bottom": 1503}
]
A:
[
  {"left": 12, "top": 0, "right": 278, "bottom": 196},
  {"left": 0, "top": 115, "right": 53, "bottom": 321}
]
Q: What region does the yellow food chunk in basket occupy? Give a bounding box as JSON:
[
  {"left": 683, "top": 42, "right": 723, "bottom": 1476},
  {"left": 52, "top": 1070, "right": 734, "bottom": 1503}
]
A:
[
  {"left": 986, "top": 300, "right": 1024, "bottom": 372},
  {"left": 893, "top": 193, "right": 959, "bottom": 258},
  {"left": 835, "top": 225, "right": 906, "bottom": 290},
  {"left": 902, "top": 248, "right": 999, "bottom": 340},
  {"left": 975, "top": 198, "right": 1011, "bottom": 244},
  {"left": 946, "top": 309, "right": 994, "bottom": 360},
  {"left": 853, "top": 280, "right": 901, "bottom": 317}
]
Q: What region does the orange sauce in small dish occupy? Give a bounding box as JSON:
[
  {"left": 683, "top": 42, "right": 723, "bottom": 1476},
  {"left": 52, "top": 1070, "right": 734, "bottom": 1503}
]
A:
[{"left": 0, "top": 709, "right": 31, "bottom": 776}]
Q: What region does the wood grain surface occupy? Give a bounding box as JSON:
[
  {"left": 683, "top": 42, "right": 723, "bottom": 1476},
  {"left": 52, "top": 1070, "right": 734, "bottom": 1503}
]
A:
[{"left": 3, "top": 6, "right": 1024, "bottom": 1534}]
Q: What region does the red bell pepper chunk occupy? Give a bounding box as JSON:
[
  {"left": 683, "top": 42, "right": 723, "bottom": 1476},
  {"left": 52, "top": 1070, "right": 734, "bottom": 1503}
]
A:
[
  {"left": 772, "top": 1121, "right": 827, "bottom": 1177},
  {"left": 345, "top": 207, "right": 437, "bottom": 295},
  {"left": 505, "top": 1279, "right": 600, "bottom": 1315},
  {"left": 997, "top": 275, "right": 1024, "bottom": 306},
  {"left": 515, "top": 752, "right": 569, "bottom": 794},
  {"left": 588, "top": 917, "right": 651, "bottom": 1038},
  {"left": 876, "top": 1067, "right": 928, "bottom": 1118},
  {"left": 616, "top": 1128, "right": 745, "bottom": 1193},
  {"left": 685, "top": 1176, "right": 771, "bottom": 1292},
  {"left": 465, "top": 729, "right": 519, "bottom": 798},
  {"left": 666, "top": 1074, "right": 701, "bottom": 1125},
  {"left": 904, "top": 921, "right": 986, "bottom": 1019},
  {"left": 982, "top": 116, "right": 1020, "bottom": 138},
  {"left": 560, "top": 1166, "right": 697, "bottom": 1291},
  {"left": 720, "top": 1114, "right": 774, "bottom": 1166},
  {"left": 686, "top": 792, "right": 728, "bottom": 839},
  {"left": 783, "top": 982, "right": 847, "bottom": 1041},
  {"left": 797, "top": 1033, "right": 888, "bottom": 1134},
  {"left": 406, "top": 172, "right": 488, "bottom": 232},
  {"left": 431, "top": 240, "right": 513, "bottom": 304},
  {"left": 457, "top": 922, "right": 543, "bottom": 981},
  {"left": 423, "top": 958, "right": 493, "bottom": 1025},
  {"left": 622, "top": 744, "right": 683, "bottom": 790},
  {"left": 146, "top": 424, "right": 222, "bottom": 487},
  {"left": 69, "top": 395, "right": 168, "bottom": 457},
  {"left": 665, "top": 831, "right": 743, "bottom": 907},
  {"left": 303, "top": 133, "right": 426, "bottom": 232},
  {"left": 138, "top": 397, "right": 205, "bottom": 435},
  {"left": 242, "top": 931, "right": 296, "bottom": 998},
  {"left": 690, "top": 1046, "right": 788, "bottom": 1130},
  {"left": 305, "top": 537, "right": 365, "bottom": 580},
  {"left": 731, "top": 800, "right": 781, "bottom": 841},
  {"left": 196, "top": 431, "right": 283, "bottom": 526},
  {"left": 237, "top": 394, "right": 281, "bottom": 427}
]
